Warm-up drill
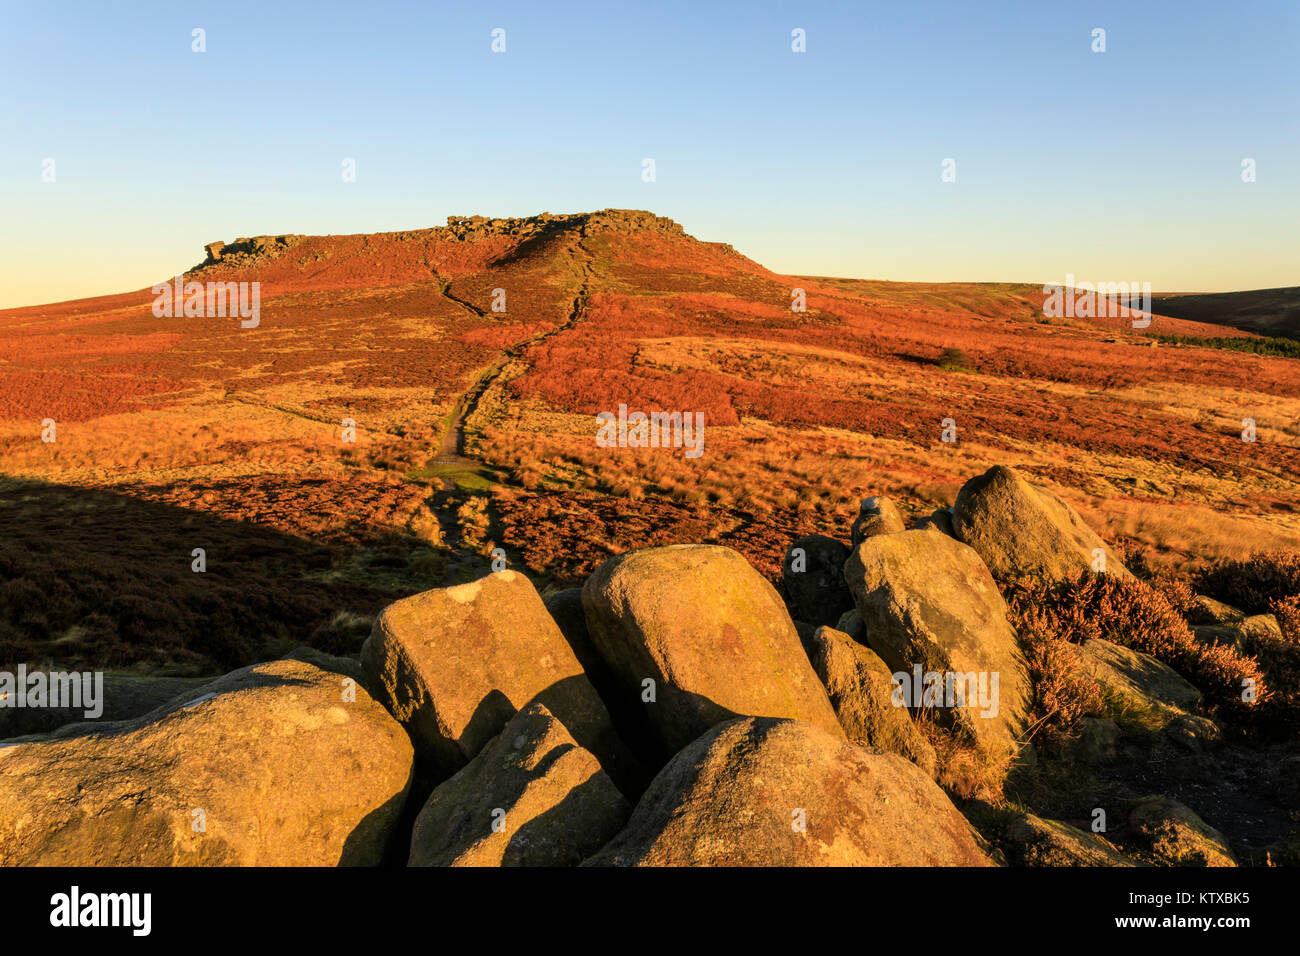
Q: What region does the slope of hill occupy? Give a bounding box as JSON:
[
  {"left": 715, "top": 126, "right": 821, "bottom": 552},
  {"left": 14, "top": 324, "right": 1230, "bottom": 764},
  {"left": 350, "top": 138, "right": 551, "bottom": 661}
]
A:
[
  {"left": 2, "top": 210, "right": 1299, "bottom": 676},
  {"left": 1150, "top": 287, "right": 1300, "bottom": 339}
]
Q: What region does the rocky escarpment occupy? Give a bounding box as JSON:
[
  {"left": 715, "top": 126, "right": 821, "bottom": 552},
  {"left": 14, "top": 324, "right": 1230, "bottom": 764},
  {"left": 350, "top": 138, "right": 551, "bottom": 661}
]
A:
[
  {"left": 201, "top": 234, "right": 305, "bottom": 266},
  {"left": 441, "top": 208, "right": 688, "bottom": 242},
  {"left": 197, "top": 209, "right": 706, "bottom": 271}
]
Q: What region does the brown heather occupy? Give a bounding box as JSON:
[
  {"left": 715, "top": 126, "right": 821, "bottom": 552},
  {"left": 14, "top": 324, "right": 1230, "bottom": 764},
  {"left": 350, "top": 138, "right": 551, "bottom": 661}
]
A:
[
  {"left": 1004, "top": 597, "right": 1105, "bottom": 736},
  {"left": 1003, "top": 572, "right": 1269, "bottom": 718},
  {"left": 1197, "top": 550, "right": 1300, "bottom": 613}
]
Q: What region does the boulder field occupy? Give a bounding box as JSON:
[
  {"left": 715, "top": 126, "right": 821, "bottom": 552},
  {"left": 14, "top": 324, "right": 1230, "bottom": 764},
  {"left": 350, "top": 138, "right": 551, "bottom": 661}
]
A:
[{"left": 0, "top": 466, "right": 1237, "bottom": 867}]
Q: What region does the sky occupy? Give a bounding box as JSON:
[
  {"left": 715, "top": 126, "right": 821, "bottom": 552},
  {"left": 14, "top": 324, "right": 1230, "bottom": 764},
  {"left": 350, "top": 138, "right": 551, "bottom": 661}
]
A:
[{"left": 1, "top": 0, "right": 1297, "bottom": 308}]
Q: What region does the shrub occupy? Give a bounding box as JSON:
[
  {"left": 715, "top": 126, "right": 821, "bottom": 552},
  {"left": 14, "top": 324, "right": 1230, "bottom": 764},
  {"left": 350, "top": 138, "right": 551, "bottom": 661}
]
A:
[
  {"left": 936, "top": 347, "right": 970, "bottom": 371},
  {"left": 1241, "top": 595, "right": 1300, "bottom": 719},
  {"left": 1004, "top": 572, "right": 1269, "bottom": 718},
  {"left": 1004, "top": 594, "right": 1104, "bottom": 736},
  {"left": 1197, "top": 551, "right": 1300, "bottom": 613},
  {"left": 912, "top": 709, "right": 1009, "bottom": 803},
  {"left": 1151, "top": 334, "right": 1300, "bottom": 360}
]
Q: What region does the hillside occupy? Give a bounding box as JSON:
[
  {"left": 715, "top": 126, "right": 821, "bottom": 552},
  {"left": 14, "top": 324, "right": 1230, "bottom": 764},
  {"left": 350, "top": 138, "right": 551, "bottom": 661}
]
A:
[
  {"left": 1150, "top": 287, "right": 1300, "bottom": 339},
  {"left": 4, "top": 210, "right": 1300, "bottom": 869},
  {"left": 2, "top": 209, "right": 1299, "bottom": 674}
]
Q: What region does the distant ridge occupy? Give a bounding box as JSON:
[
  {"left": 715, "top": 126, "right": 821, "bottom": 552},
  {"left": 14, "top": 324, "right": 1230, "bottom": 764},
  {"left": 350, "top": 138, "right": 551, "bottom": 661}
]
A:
[{"left": 1151, "top": 286, "right": 1300, "bottom": 339}]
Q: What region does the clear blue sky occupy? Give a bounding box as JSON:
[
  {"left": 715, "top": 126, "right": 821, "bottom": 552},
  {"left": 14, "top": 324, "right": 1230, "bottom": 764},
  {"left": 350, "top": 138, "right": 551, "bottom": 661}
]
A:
[{"left": 2, "top": 0, "right": 1296, "bottom": 307}]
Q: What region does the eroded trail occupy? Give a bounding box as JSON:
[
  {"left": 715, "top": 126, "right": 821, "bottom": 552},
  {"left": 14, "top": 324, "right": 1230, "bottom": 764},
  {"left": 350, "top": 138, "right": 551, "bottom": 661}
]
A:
[
  {"left": 434, "top": 237, "right": 595, "bottom": 465},
  {"left": 424, "top": 236, "right": 597, "bottom": 577}
]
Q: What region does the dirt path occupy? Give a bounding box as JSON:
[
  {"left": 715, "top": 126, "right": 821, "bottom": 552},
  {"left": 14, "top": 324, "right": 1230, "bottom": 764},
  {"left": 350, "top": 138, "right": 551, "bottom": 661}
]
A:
[
  {"left": 423, "top": 237, "right": 595, "bottom": 577},
  {"left": 431, "top": 239, "right": 594, "bottom": 470}
]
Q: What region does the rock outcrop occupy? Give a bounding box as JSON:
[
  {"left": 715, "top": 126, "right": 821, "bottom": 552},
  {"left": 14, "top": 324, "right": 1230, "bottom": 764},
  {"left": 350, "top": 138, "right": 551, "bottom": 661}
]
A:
[
  {"left": 0, "top": 658, "right": 413, "bottom": 866},
  {"left": 361, "top": 570, "right": 635, "bottom": 793},
  {"left": 584, "top": 717, "right": 991, "bottom": 866},
  {"left": 844, "top": 529, "right": 1029, "bottom": 756},
  {"left": 408, "top": 702, "right": 629, "bottom": 867},
  {"left": 951, "top": 465, "right": 1130, "bottom": 581},
  {"left": 581, "top": 545, "right": 843, "bottom": 760}
]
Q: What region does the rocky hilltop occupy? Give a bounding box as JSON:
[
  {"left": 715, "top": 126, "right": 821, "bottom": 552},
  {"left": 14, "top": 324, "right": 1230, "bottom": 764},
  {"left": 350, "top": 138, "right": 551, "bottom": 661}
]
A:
[
  {"left": 197, "top": 209, "right": 707, "bottom": 269},
  {"left": 2, "top": 466, "right": 1287, "bottom": 867}
]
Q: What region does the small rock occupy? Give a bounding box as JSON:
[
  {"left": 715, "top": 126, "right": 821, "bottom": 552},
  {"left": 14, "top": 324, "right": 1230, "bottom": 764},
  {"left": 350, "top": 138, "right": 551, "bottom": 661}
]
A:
[
  {"left": 1164, "top": 714, "right": 1222, "bottom": 753},
  {"left": 1004, "top": 813, "right": 1135, "bottom": 867},
  {"left": 1187, "top": 594, "right": 1245, "bottom": 626},
  {"left": 850, "top": 496, "right": 906, "bottom": 546},
  {"left": 1241, "top": 614, "right": 1283, "bottom": 643},
  {"left": 1193, "top": 625, "right": 1246, "bottom": 653},
  {"left": 1129, "top": 796, "right": 1236, "bottom": 867},
  {"left": 914, "top": 508, "right": 955, "bottom": 536},
  {"left": 835, "top": 607, "right": 867, "bottom": 644},
  {"left": 1074, "top": 716, "right": 1120, "bottom": 765}
]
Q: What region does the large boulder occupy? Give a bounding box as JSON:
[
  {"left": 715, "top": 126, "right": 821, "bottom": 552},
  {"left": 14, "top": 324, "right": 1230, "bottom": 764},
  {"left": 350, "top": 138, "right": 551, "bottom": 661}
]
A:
[
  {"left": 408, "top": 702, "right": 630, "bottom": 867},
  {"left": 0, "top": 673, "right": 212, "bottom": 740},
  {"left": 951, "top": 465, "right": 1130, "bottom": 581},
  {"left": 581, "top": 545, "right": 843, "bottom": 760},
  {"left": 850, "top": 496, "right": 906, "bottom": 546},
  {"left": 844, "top": 529, "right": 1029, "bottom": 757},
  {"left": 0, "top": 658, "right": 413, "bottom": 866},
  {"left": 584, "top": 717, "right": 991, "bottom": 866},
  {"left": 361, "top": 570, "right": 635, "bottom": 793},
  {"left": 802, "top": 626, "right": 936, "bottom": 777},
  {"left": 1129, "top": 796, "right": 1236, "bottom": 867},
  {"left": 781, "top": 534, "right": 854, "bottom": 627}
]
